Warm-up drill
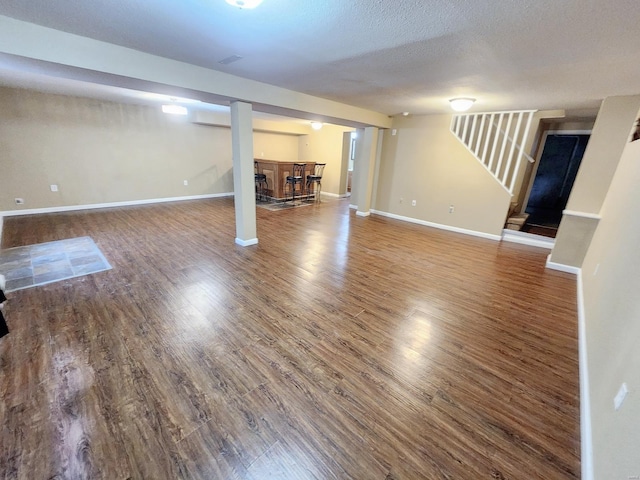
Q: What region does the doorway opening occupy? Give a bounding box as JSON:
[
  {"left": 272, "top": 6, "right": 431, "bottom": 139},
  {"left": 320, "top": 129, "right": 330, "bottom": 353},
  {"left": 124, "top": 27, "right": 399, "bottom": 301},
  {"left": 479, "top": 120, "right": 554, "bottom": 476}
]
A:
[
  {"left": 523, "top": 132, "right": 590, "bottom": 237},
  {"left": 347, "top": 133, "right": 356, "bottom": 194}
]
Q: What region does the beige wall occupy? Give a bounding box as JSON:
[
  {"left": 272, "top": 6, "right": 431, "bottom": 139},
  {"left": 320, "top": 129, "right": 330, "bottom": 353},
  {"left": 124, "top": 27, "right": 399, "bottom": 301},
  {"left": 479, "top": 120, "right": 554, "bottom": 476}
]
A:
[
  {"left": 254, "top": 132, "right": 299, "bottom": 162},
  {"left": 581, "top": 139, "right": 640, "bottom": 479},
  {"left": 551, "top": 96, "right": 640, "bottom": 267},
  {"left": 373, "top": 114, "right": 512, "bottom": 236},
  {"left": 0, "top": 87, "right": 302, "bottom": 212},
  {"left": 298, "top": 124, "right": 353, "bottom": 196},
  {"left": 566, "top": 96, "right": 640, "bottom": 213}
]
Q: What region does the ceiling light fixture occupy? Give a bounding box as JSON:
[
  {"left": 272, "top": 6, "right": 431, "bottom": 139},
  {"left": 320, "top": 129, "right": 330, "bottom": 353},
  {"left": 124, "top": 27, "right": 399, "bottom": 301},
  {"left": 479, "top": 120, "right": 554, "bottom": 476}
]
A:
[
  {"left": 311, "top": 122, "right": 323, "bottom": 130},
  {"left": 225, "top": 0, "right": 263, "bottom": 9},
  {"left": 143, "top": 93, "right": 200, "bottom": 104},
  {"left": 449, "top": 98, "right": 476, "bottom": 112},
  {"left": 162, "top": 104, "right": 188, "bottom": 115},
  {"left": 402, "top": 112, "right": 410, "bottom": 116}
]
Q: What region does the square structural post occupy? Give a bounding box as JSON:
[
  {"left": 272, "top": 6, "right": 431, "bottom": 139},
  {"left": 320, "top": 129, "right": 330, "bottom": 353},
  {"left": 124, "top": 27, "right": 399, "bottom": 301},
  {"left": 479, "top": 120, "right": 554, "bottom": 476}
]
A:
[{"left": 230, "top": 101, "right": 258, "bottom": 246}]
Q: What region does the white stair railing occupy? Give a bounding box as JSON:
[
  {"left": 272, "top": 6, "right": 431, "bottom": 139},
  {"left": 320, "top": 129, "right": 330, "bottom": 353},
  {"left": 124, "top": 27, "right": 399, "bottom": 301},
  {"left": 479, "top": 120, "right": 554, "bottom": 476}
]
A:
[{"left": 450, "top": 110, "right": 536, "bottom": 194}]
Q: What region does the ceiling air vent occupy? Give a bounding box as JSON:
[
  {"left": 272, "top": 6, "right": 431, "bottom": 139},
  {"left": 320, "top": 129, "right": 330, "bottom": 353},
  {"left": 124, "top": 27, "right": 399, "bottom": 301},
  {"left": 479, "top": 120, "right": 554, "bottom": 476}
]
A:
[{"left": 218, "top": 55, "right": 243, "bottom": 65}]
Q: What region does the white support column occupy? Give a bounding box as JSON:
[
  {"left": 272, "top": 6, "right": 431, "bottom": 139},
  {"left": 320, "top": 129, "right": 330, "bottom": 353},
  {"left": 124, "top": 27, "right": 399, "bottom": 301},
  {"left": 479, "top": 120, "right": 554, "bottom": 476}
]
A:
[
  {"left": 349, "top": 129, "right": 364, "bottom": 210},
  {"left": 355, "top": 126, "right": 380, "bottom": 217},
  {"left": 230, "top": 101, "right": 258, "bottom": 247}
]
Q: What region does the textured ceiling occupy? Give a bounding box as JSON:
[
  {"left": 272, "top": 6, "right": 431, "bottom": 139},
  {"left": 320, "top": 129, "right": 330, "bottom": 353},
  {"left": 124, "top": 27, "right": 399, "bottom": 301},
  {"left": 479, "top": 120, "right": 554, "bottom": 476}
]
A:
[{"left": 0, "top": 0, "right": 638, "bottom": 116}]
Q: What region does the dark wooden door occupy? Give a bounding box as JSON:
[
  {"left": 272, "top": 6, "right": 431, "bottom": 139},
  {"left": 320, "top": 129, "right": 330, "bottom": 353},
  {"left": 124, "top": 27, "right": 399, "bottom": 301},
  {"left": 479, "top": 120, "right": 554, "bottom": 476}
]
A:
[{"left": 526, "top": 134, "right": 590, "bottom": 227}]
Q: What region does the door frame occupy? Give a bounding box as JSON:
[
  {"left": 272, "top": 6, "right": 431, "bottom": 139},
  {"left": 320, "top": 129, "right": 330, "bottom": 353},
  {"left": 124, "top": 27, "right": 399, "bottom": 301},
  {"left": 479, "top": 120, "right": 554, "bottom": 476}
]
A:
[{"left": 522, "top": 129, "right": 592, "bottom": 214}]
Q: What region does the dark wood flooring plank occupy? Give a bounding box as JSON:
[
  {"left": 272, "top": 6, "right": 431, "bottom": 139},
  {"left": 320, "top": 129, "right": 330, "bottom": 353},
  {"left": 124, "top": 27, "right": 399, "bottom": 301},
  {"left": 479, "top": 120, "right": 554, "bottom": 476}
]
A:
[{"left": 0, "top": 197, "right": 580, "bottom": 479}]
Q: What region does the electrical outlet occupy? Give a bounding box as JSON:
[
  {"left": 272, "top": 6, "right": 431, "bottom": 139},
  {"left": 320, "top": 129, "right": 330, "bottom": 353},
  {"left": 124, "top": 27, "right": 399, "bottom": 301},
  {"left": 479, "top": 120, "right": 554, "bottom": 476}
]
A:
[
  {"left": 50, "top": 184, "right": 58, "bottom": 192},
  {"left": 411, "top": 200, "right": 416, "bottom": 206},
  {"left": 449, "top": 205, "right": 455, "bottom": 213},
  {"left": 183, "top": 180, "right": 188, "bottom": 186},
  {"left": 15, "top": 198, "right": 24, "bottom": 205}
]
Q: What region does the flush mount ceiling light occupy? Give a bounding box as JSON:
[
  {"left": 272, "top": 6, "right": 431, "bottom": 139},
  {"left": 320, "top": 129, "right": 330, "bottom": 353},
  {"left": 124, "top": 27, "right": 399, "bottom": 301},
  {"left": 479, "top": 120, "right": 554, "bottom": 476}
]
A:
[
  {"left": 162, "top": 104, "right": 188, "bottom": 115},
  {"left": 143, "top": 93, "right": 200, "bottom": 104},
  {"left": 225, "top": 0, "right": 263, "bottom": 8},
  {"left": 311, "top": 122, "right": 323, "bottom": 130},
  {"left": 449, "top": 98, "right": 476, "bottom": 112}
]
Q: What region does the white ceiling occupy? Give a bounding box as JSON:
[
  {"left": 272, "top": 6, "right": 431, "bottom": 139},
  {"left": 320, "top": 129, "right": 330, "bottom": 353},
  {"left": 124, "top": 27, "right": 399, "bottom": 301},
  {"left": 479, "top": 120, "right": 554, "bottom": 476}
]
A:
[{"left": 0, "top": 0, "right": 639, "bottom": 117}]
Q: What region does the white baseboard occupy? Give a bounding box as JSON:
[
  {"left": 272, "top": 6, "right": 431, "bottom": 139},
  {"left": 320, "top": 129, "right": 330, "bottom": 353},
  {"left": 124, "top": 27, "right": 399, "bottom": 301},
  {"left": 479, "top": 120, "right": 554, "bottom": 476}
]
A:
[
  {"left": 321, "top": 192, "right": 350, "bottom": 198},
  {"left": 0, "top": 192, "right": 234, "bottom": 217},
  {"left": 370, "top": 209, "right": 501, "bottom": 241},
  {"left": 349, "top": 204, "right": 358, "bottom": 210},
  {"left": 235, "top": 237, "right": 258, "bottom": 247},
  {"left": 546, "top": 257, "right": 592, "bottom": 480},
  {"left": 545, "top": 254, "right": 581, "bottom": 274},
  {"left": 576, "top": 270, "right": 593, "bottom": 480},
  {"left": 355, "top": 211, "right": 371, "bottom": 217},
  {"left": 563, "top": 209, "right": 602, "bottom": 220},
  {"left": 502, "top": 229, "right": 555, "bottom": 249}
]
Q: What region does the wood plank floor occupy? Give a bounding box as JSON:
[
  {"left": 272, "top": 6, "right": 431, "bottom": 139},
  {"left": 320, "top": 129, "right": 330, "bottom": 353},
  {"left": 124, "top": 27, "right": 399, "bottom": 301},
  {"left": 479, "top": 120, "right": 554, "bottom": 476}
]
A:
[{"left": 0, "top": 197, "right": 580, "bottom": 479}]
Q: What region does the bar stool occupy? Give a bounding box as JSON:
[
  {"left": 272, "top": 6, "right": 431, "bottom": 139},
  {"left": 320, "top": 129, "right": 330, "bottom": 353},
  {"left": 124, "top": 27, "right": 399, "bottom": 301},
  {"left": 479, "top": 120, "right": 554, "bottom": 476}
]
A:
[
  {"left": 306, "top": 163, "right": 326, "bottom": 202},
  {"left": 254, "top": 162, "right": 268, "bottom": 202},
  {"left": 285, "top": 163, "right": 306, "bottom": 204}
]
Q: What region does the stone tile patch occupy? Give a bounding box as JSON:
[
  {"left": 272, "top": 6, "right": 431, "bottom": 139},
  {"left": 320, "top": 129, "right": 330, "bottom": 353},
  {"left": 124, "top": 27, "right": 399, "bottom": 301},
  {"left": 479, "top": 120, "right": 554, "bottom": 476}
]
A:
[{"left": 0, "top": 237, "right": 112, "bottom": 292}]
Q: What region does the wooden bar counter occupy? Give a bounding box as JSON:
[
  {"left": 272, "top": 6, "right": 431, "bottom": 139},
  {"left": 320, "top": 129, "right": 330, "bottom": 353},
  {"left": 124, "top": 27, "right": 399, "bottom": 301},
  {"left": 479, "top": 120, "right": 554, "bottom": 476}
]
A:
[{"left": 255, "top": 159, "right": 315, "bottom": 200}]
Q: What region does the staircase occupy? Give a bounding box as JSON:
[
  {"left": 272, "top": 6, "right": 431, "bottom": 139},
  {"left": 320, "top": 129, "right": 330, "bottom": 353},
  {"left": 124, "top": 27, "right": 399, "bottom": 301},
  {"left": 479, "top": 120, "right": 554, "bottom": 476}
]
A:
[{"left": 450, "top": 110, "right": 536, "bottom": 194}]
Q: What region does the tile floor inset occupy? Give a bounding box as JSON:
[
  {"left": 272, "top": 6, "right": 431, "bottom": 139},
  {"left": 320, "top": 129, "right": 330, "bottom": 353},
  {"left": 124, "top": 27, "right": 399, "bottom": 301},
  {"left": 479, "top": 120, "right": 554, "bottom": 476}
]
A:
[{"left": 0, "top": 237, "right": 112, "bottom": 292}]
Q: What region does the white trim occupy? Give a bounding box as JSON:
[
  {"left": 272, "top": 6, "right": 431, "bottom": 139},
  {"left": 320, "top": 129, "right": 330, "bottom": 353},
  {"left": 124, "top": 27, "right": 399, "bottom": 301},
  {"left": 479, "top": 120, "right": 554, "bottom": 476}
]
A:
[
  {"left": 235, "top": 237, "right": 258, "bottom": 247},
  {"left": 545, "top": 255, "right": 593, "bottom": 480},
  {"left": 349, "top": 204, "right": 358, "bottom": 210},
  {"left": 370, "top": 209, "right": 502, "bottom": 241},
  {"left": 355, "top": 211, "right": 370, "bottom": 217},
  {"left": 545, "top": 129, "right": 592, "bottom": 136},
  {"left": 501, "top": 229, "right": 555, "bottom": 249},
  {"left": 451, "top": 128, "right": 512, "bottom": 195},
  {"left": 0, "top": 193, "right": 234, "bottom": 217},
  {"left": 562, "top": 209, "right": 602, "bottom": 220},
  {"left": 576, "top": 270, "right": 594, "bottom": 480},
  {"left": 545, "top": 254, "right": 581, "bottom": 274},
  {"left": 321, "top": 192, "right": 350, "bottom": 198}
]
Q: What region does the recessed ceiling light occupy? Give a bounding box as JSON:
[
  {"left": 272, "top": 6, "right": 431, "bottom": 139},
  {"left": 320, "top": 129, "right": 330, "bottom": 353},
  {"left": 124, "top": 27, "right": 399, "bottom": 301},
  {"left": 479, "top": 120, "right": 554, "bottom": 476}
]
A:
[
  {"left": 449, "top": 98, "right": 476, "bottom": 112},
  {"left": 311, "top": 122, "right": 323, "bottom": 130},
  {"left": 225, "top": 0, "right": 263, "bottom": 9},
  {"left": 402, "top": 112, "right": 409, "bottom": 116}
]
